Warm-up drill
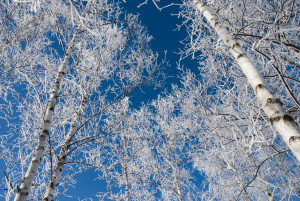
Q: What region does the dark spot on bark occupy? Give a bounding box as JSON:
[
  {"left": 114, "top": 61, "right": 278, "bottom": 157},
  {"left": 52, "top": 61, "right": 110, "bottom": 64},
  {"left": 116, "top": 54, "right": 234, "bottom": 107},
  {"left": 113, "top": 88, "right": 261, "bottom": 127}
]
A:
[
  {"left": 17, "top": 185, "right": 21, "bottom": 193},
  {"left": 289, "top": 136, "right": 300, "bottom": 144},
  {"left": 43, "top": 129, "right": 49, "bottom": 135},
  {"left": 59, "top": 168, "right": 62, "bottom": 172},
  {"left": 50, "top": 181, "right": 54, "bottom": 188},
  {"left": 283, "top": 114, "right": 293, "bottom": 122},
  {"left": 266, "top": 98, "right": 283, "bottom": 106},
  {"left": 44, "top": 119, "right": 50, "bottom": 124},
  {"left": 270, "top": 116, "right": 281, "bottom": 125},
  {"left": 232, "top": 43, "right": 240, "bottom": 48},
  {"left": 237, "top": 54, "right": 244, "bottom": 59},
  {"left": 39, "top": 134, "right": 46, "bottom": 141},
  {"left": 283, "top": 114, "right": 298, "bottom": 125},
  {"left": 37, "top": 146, "right": 45, "bottom": 151},
  {"left": 21, "top": 191, "right": 29, "bottom": 196},
  {"left": 267, "top": 192, "right": 272, "bottom": 196},
  {"left": 49, "top": 106, "right": 55, "bottom": 111},
  {"left": 33, "top": 159, "right": 39, "bottom": 163},
  {"left": 256, "top": 84, "right": 265, "bottom": 89},
  {"left": 59, "top": 71, "right": 65, "bottom": 75},
  {"left": 43, "top": 198, "right": 49, "bottom": 201},
  {"left": 255, "top": 84, "right": 266, "bottom": 94}
]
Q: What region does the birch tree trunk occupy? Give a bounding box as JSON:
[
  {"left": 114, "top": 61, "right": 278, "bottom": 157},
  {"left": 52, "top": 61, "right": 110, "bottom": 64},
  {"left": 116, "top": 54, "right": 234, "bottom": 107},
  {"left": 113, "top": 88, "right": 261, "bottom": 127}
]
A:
[
  {"left": 120, "top": 115, "right": 131, "bottom": 201},
  {"left": 13, "top": 1, "right": 95, "bottom": 199},
  {"left": 193, "top": 0, "right": 300, "bottom": 162},
  {"left": 14, "top": 30, "right": 79, "bottom": 201},
  {"left": 42, "top": 93, "right": 87, "bottom": 201}
]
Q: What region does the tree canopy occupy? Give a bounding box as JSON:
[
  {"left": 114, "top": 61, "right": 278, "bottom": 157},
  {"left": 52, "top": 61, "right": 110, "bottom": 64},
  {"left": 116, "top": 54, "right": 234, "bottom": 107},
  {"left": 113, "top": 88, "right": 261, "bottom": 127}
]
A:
[{"left": 0, "top": 0, "right": 299, "bottom": 200}]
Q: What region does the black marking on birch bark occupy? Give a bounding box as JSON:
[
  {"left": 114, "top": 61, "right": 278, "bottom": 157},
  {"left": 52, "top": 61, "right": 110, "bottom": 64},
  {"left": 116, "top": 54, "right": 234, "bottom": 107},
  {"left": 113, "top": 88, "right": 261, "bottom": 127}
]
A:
[
  {"left": 22, "top": 177, "right": 26, "bottom": 182},
  {"left": 289, "top": 136, "right": 300, "bottom": 144},
  {"left": 37, "top": 146, "right": 45, "bottom": 151},
  {"left": 214, "top": 22, "right": 219, "bottom": 26},
  {"left": 59, "top": 71, "right": 65, "bottom": 75},
  {"left": 283, "top": 114, "right": 297, "bottom": 125},
  {"left": 33, "top": 159, "right": 39, "bottom": 163},
  {"left": 194, "top": 1, "right": 201, "bottom": 6},
  {"left": 21, "top": 191, "right": 29, "bottom": 196},
  {"left": 44, "top": 119, "right": 51, "bottom": 124},
  {"left": 17, "top": 185, "right": 21, "bottom": 193},
  {"left": 39, "top": 134, "right": 46, "bottom": 141},
  {"left": 270, "top": 112, "right": 281, "bottom": 125},
  {"left": 265, "top": 98, "right": 283, "bottom": 106},
  {"left": 43, "top": 129, "right": 49, "bottom": 135},
  {"left": 237, "top": 54, "right": 244, "bottom": 59},
  {"left": 232, "top": 43, "right": 240, "bottom": 48},
  {"left": 283, "top": 114, "right": 293, "bottom": 122},
  {"left": 256, "top": 84, "right": 265, "bottom": 89},
  {"left": 59, "top": 168, "right": 62, "bottom": 172},
  {"left": 50, "top": 181, "right": 54, "bottom": 188},
  {"left": 49, "top": 106, "right": 55, "bottom": 111},
  {"left": 255, "top": 84, "right": 266, "bottom": 95}
]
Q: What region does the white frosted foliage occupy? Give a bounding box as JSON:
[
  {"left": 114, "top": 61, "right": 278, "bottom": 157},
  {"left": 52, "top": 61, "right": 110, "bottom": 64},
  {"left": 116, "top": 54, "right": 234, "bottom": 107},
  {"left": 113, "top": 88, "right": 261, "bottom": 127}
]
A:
[
  {"left": 194, "top": 0, "right": 300, "bottom": 162},
  {"left": 13, "top": 30, "right": 79, "bottom": 201}
]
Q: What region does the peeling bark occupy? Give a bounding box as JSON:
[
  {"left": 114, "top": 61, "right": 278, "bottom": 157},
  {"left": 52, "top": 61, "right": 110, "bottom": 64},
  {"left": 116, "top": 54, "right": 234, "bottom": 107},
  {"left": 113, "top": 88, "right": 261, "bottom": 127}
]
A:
[{"left": 194, "top": 0, "right": 300, "bottom": 162}]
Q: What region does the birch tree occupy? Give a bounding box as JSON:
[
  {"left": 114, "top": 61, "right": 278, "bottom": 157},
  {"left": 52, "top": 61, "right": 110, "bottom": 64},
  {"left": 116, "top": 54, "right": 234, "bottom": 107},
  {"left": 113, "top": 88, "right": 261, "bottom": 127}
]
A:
[
  {"left": 125, "top": 92, "right": 202, "bottom": 200},
  {"left": 84, "top": 99, "right": 158, "bottom": 201},
  {"left": 181, "top": 0, "right": 300, "bottom": 161},
  {"left": 175, "top": 0, "right": 300, "bottom": 197},
  {"left": 137, "top": 1, "right": 299, "bottom": 198},
  {"left": 176, "top": 69, "right": 300, "bottom": 200},
  {"left": 0, "top": 0, "right": 165, "bottom": 200}
]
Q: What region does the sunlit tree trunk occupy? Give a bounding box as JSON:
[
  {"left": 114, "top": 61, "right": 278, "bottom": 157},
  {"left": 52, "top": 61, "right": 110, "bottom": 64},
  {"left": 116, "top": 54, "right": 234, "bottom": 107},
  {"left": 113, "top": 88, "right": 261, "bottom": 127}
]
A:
[
  {"left": 120, "top": 115, "right": 131, "bottom": 201},
  {"left": 14, "top": 30, "right": 79, "bottom": 201},
  {"left": 194, "top": 0, "right": 300, "bottom": 162},
  {"left": 42, "top": 91, "right": 88, "bottom": 201}
]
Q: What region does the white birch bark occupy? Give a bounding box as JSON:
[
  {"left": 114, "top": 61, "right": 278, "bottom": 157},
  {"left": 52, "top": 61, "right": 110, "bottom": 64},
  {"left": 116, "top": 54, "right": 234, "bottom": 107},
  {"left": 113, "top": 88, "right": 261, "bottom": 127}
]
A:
[
  {"left": 14, "top": 2, "right": 95, "bottom": 200},
  {"left": 14, "top": 30, "right": 79, "bottom": 201},
  {"left": 194, "top": 0, "right": 300, "bottom": 162},
  {"left": 121, "top": 124, "right": 131, "bottom": 201},
  {"left": 43, "top": 48, "right": 99, "bottom": 200},
  {"left": 42, "top": 94, "right": 87, "bottom": 201}
]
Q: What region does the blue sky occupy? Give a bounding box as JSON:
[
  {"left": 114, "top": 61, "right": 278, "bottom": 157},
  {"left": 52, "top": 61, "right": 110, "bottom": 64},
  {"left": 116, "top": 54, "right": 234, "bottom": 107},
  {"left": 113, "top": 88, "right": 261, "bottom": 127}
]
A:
[
  {"left": 0, "top": 1, "right": 201, "bottom": 200},
  {"left": 123, "top": 0, "right": 197, "bottom": 107},
  {"left": 65, "top": 1, "right": 200, "bottom": 200}
]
